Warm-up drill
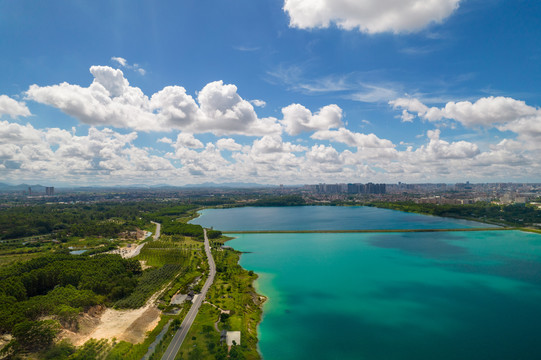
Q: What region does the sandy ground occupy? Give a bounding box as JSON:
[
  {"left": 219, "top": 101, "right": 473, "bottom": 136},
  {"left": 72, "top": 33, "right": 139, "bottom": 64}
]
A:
[
  {"left": 108, "top": 243, "right": 145, "bottom": 259},
  {"left": 0, "top": 334, "right": 12, "bottom": 353},
  {"left": 62, "top": 293, "right": 162, "bottom": 346}
]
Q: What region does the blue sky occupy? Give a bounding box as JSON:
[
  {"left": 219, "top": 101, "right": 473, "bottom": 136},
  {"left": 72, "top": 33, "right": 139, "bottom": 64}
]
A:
[{"left": 1, "top": 0, "right": 540, "bottom": 185}]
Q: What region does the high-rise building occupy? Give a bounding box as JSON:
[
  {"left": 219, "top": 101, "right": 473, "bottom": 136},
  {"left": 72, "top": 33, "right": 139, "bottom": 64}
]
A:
[
  {"left": 46, "top": 186, "right": 54, "bottom": 196},
  {"left": 311, "top": 182, "right": 385, "bottom": 194}
]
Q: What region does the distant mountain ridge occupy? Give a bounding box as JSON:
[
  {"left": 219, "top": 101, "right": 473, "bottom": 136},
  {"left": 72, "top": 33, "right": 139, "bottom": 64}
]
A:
[
  {"left": 0, "top": 182, "right": 276, "bottom": 191},
  {"left": 0, "top": 183, "right": 47, "bottom": 192},
  {"left": 180, "top": 182, "right": 274, "bottom": 188}
]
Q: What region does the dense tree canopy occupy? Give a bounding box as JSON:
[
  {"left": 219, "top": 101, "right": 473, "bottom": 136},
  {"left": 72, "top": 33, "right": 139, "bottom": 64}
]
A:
[
  {"left": 370, "top": 201, "right": 541, "bottom": 226},
  {"left": 0, "top": 254, "right": 141, "bottom": 333}
]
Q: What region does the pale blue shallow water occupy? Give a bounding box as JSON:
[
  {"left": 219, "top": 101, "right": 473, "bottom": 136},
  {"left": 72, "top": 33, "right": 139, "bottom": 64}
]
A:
[{"left": 193, "top": 207, "right": 541, "bottom": 359}]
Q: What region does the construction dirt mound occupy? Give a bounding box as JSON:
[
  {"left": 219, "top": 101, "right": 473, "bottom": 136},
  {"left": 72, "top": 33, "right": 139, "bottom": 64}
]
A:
[{"left": 61, "top": 303, "right": 161, "bottom": 346}]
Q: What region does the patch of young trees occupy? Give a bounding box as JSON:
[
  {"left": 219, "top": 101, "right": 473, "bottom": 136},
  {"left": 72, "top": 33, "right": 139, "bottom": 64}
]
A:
[
  {"left": 0, "top": 254, "right": 142, "bottom": 353},
  {"left": 114, "top": 264, "right": 182, "bottom": 309}
]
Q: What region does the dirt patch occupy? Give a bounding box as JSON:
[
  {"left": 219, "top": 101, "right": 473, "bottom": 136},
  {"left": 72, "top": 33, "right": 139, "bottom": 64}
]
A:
[
  {"left": 61, "top": 276, "right": 173, "bottom": 347},
  {"left": 60, "top": 306, "right": 105, "bottom": 344},
  {"left": 0, "top": 334, "right": 13, "bottom": 353},
  {"left": 66, "top": 303, "right": 161, "bottom": 346},
  {"left": 107, "top": 243, "right": 143, "bottom": 259},
  {"left": 140, "top": 260, "right": 152, "bottom": 270},
  {"left": 61, "top": 292, "right": 162, "bottom": 346},
  {"left": 119, "top": 306, "right": 161, "bottom": 343}
]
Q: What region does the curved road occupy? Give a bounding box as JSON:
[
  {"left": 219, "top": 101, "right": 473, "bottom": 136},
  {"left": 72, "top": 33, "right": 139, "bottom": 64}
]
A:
[
  {"left": 161, "top": 229, "right": 216, "bottom": 360},
  {"left": 151, "top": 221, "right": 161, "bottom": 240},
  {"left": 125, "top": 222, "right": 161, "bottom": 259}
]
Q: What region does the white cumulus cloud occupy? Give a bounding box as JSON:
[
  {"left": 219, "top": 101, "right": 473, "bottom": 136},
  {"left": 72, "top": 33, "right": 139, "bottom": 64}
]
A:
[
  {"left": 0, "top": 121, "right": 176, "bottom": 183},
  {"left": 195, "top": 81, "right": 281, "bottom": 136},
  {"left": 174, "top": 133, "right": 204, "bottom": 149},
  {"left": 283, "top": 0, "right": 461, "bottom": 34},
  {"left": 0, "top": 120, "right": 42, "bottom": 145},
  {"left": 281, "top": 103, "right": 343, "bottom": 135},
  {"left": 111, "top": 57, "right": 127, "bottom": 67},
  {"left": 306, "top": 144, "right": 341, "bottom": 164},
  {"left": 0, "top": 95, "right": 32, "bottom": 118},
  {"left": 312, "top": 127, "right": 395, "bottom": 149},
  {"left": 390, "top": 96, "right": 539, "bottom": 127},
  {"left": 26, "top": 66, "right": 282, "bottom": 136},
  {"left": 252, "top": 135, "right": 307, "bottom": 154},
  {"left": 250, "top": 99, "right": 266, "bottom": 107},
  {"left": 216, "top": 138, "right": 243, "bottom": 151},
  {"left": 418, "top": 129, "right": 480, "bottom": 160},
  {"left": 390, "top": 96, "right": 541, "bottom": 147},
  {"left": 389, "top": 98, "right": 429, "bottom": 117},
  {"left": 426, "top": 96, "right": 538, "bottom": 126}
]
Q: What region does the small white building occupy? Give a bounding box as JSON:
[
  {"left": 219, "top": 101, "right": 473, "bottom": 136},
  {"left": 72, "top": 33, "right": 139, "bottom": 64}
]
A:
[{"left": 226, "top": 331, "right": 241, "bottom": 347}]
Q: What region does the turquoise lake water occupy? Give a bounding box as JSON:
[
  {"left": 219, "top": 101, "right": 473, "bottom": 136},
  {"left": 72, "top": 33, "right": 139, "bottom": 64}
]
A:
[{"left": 191, "top": 207, "right": 541, "bottom": 359}]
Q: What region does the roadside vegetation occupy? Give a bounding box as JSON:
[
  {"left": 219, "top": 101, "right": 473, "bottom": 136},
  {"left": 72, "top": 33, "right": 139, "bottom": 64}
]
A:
[{"left": 177, "top": 240, "right": 263, "bottom": 360}]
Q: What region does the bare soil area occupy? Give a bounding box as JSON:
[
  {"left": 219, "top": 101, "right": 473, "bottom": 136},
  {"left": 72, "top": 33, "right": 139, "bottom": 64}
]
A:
[
  {"left": 107, "top": 243, "right": 144, "bottom": 259},
  {"left": 61, "top": 296, "right": 162, "bottom": 346}
]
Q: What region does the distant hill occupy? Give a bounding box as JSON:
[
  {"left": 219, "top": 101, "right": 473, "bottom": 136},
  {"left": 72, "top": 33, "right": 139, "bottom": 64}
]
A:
[
  {"left": 0, "top": 182, "right": 275, "bottom": 192},
  {"left": 177, "top": 182, "right": 274, "bottom": 188},
  {"left": 0, "top": 183, "right": 47, "bottom": 192}
]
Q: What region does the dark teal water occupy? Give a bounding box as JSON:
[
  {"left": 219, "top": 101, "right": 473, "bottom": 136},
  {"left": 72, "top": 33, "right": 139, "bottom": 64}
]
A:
[
  {"left": 193, "top": 207, "right": 541, "bottom": 359},
  {"left": 191, "top": 206, "right": 495, "bottom": 231}
]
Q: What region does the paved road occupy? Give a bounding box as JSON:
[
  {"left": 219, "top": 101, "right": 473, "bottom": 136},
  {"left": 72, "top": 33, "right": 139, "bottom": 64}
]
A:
[
  {"left": 161, "top": 229, "right": 216, "bottom": 360},
  {"left": 125, "top": 222, "right": 161, "bottom": 259},
  {"left": 125, "top": 243, "right": 146, "bottom": 258},
  {"left": 151, "top": 221, "right": 161, "bottom": 240}
]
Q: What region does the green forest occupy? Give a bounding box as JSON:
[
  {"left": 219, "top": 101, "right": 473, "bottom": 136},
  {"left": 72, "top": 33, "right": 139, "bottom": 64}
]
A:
[
  {"left": 0, "top": 201, "right": 222, "bottom": 242},
  {"left": 370, "top": 201, "right": 541, "bottom": 227},
  {"left": 0, "top": 202, "right": 160, "bottom": 240},
  {"left": 0, "top": 200, "right": 215, "bottom": 358},
  {"left": 0, "top": 254, "right": 141, "bottom": 354}
]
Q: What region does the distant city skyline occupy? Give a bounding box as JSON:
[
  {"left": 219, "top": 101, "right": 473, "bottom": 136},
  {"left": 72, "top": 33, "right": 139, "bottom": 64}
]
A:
[{"left": 1, "top": 1, "right": 541, "bottom": 185}]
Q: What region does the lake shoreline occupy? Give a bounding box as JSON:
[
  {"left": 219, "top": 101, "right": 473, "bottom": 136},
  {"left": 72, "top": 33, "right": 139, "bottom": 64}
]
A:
[
  {"left": 196, "top": 205, "right": 496, "bottom": 358},
  {"left": 220, "top": 235, "right": 266, "bottom": 359},
  {"left": 195, "top": 206, "right": 537, "bottom": 359},
  {"left": 223, "top": 227, "right": 512, "bottom": 234}
]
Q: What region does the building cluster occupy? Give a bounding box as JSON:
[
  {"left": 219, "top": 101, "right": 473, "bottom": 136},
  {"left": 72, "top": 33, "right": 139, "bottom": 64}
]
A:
[
  {"left": 2, "top": 181, "right": 540, "bottom": 208},
  {"left": 403, "top": 182, "right": 540, "bottom": 205},
  {"left": 386, "top": 182, "right": 448, "bottom": 193},
  {"left": 304, "top": 183, "right": 386, "bottom": 195},
  {"left": 25, "top": 186, "right": 54, "bottom": 196},
  {"left": 298, "top": 181, "right": 541, "bottom": 205}
]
